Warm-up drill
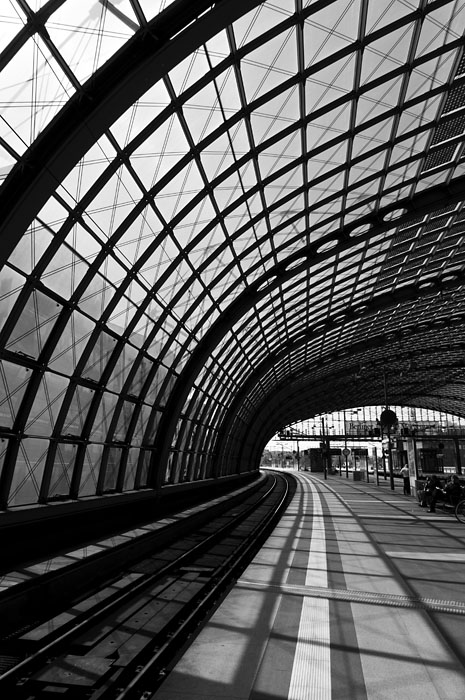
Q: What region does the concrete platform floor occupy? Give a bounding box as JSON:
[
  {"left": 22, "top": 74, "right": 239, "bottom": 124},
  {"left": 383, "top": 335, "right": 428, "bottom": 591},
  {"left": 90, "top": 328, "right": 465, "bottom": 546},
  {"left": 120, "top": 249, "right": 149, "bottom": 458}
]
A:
[{"left": 152, "top": 470, "right": 465, "bottom": 700}]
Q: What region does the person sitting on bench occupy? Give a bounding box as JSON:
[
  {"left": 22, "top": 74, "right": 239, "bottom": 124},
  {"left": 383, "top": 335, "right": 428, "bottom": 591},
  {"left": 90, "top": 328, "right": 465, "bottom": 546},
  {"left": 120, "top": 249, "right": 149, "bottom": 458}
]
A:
[
  {"left": 420, "top": 475, "right": 441, "bottom": 508},
  {"left": 428, "top": 474, "right": 462, "bottom": 513}
]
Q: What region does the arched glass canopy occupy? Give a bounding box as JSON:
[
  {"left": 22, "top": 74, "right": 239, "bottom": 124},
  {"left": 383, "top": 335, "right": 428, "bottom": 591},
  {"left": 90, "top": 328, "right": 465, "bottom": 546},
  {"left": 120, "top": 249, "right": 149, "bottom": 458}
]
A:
[{"left": 1, "top": 0, "right": 465, "bottom": 508}]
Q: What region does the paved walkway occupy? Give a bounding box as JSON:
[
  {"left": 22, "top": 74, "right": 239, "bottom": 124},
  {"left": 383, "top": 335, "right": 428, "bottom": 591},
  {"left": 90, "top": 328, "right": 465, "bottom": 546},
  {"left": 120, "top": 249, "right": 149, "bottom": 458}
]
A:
[{"left": 153, "top": 469, "right": 465, "bottom": 700}]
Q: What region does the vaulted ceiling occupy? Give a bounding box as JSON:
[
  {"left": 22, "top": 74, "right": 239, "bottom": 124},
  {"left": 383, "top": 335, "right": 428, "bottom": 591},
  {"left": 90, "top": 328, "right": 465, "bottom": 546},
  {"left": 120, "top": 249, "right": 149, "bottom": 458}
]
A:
[{"left": 1, "top": 0, "right": 465, "bottom": 504}]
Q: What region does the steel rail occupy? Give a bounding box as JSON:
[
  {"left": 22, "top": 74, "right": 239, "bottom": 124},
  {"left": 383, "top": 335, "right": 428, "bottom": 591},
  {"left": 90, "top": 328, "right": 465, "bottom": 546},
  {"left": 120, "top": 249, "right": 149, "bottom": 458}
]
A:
[
  {"left": 113, "top": 471, "right": 291, "bottom": 700},
  {"left": 0, "top": 473, "right": 283, "bottom": 690}
]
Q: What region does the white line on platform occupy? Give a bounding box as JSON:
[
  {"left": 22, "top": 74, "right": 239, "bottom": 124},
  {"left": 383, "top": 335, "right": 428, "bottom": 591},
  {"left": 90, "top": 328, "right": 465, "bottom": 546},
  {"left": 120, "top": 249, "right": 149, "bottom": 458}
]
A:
[
  {"left": 386, "top": 551, "right": 465, "bottom": 561},
  {"left": 383, "top": 500, "right": 412, "bottom": 503},
  {"left": 357, "top": 514, "right": 456, "bottom": 520},
  {"left": 357, "top": 514, "right": 416, "bottom": 519},
  {"left": 289, "top": 597, "right": 330, "bottom": 700},
  {"left": 344, "top": 500, "right": 410, "bottom": 505},
  {"left": 288, "top": 481, "right": 331, "bottom": 700}
]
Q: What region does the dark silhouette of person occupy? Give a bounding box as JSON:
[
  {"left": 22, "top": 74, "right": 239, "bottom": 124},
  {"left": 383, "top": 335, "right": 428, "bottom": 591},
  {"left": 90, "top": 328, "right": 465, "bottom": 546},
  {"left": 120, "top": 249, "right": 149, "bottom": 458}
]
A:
[
  {"left": 420, "top": 475, "right": 441, "bottom": 508},
  {"left": 428, "top": 475, "right": 462, "bottom": 513}
]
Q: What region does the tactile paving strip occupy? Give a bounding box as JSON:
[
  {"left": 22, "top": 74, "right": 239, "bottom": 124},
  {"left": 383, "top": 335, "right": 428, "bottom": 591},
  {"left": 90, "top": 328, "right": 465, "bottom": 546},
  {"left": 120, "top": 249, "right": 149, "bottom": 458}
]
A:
[{"left": 237, "top": 579, "right": 465, "bottom": 616}]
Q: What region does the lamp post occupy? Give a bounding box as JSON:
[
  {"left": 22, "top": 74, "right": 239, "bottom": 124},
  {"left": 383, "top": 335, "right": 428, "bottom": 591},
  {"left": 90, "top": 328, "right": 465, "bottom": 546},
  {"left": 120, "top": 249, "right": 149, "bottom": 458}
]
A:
[
  {"left": 343, "top": 410, "right": 349, "bottom": 478},
  {"left": 321, "top": 417, "right": 328, "bottom": 479},
  {"left": 295, "top": 440, "right": 300, "bottom": 471},
  {"left": 349, "top": 408, "right": 364, "bottom": 479},
  {"left": 379, "top": 370, "right": 397, "bottom": 491}
]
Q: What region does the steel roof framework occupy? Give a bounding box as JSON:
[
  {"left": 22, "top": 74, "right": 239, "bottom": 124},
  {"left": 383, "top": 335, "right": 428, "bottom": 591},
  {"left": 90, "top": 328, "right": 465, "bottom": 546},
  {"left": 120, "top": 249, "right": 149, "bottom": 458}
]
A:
[{"left": 1, "top": 0, "right": 465, "bottom": 507}]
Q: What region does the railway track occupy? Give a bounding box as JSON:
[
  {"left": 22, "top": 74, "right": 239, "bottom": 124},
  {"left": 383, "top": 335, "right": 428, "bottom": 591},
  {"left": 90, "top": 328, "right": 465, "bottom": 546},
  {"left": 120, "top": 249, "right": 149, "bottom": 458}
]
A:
[{"left": 0, "top": 470, "right": 292, "bottom": 699}]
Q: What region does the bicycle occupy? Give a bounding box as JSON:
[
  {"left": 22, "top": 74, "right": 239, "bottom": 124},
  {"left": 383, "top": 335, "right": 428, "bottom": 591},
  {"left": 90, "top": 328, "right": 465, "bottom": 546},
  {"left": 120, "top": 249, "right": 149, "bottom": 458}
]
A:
[{"left": 455, "top": 499, "right": 465, "bottom": 523}]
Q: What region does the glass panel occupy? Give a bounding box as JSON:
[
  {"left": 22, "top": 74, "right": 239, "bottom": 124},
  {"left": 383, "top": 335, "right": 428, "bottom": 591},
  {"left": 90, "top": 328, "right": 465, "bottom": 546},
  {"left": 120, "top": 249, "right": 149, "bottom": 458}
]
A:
[
  {"left": 183, "top": 80, "right": 225, "bottom": 143},
  {"left": 8, "top": 438, "right": 48, "bottom": 506},
  {"left": 131, "top": 113, "right": 190, "bottom": 191},
  {"left": 47, "top": 0, "right": 137, "bottom": 85},
  {"left": 360, "top": 25, "right": 413, "bottom": 87},
  {"left": 90, "top": 392, "right": 118, "bottom": 441},
  {"left": 234, "top": 2, "right": 292, "bottom": 48},
  {"left": 25, "top": 372, "right": 69, "bottom": 436},
  {"left": 138, "top": 449, "right": 152, "bottom": 486},
  {"left": 132, "top": 405, "right": 150, "bottom": 445},
  {"left": 107, "top": 344, "right": 138, "bottom": 392},
  {"left": 243, "top": 30, "right": 297, "bottom": 104},
  {"left": 104, "top": 447, "right": 122, "bottom": 491},
  {"left": 169, "top": 48, "right": 211, "bottom": 95},
  {"left": 62, "top": 384, "right": 95, "bottom": 436},
  {"left": 42, "top": 245, "right": 89, "bottom": 298},
  {"left": 9, "top": 221, "right": 54, "bottom": 275},
  {"left": 0, "top": 4, "right": 22, "bottom": 55},
  {"left": 76, "top": 272, "right": 108, "bottom": 319},
  {"left": 138, "top": 1, "right": 172, "bottom": 21},
  {"left": 156, "top": 162, "right": 203, "bottom": 224},
  {"left": 304, "top": 1, "right": 359, "bottom": 67},
  {"left": 82, "top": 331, "right": 118, "bottom": 382},
  {"left": 49, "top": 312, "right": 95, "bottom": 376},
  {"left": 114, "top": 401, "right": 135, "bottom": 441},
  {"left": 0, "top": 34, "right": 75, "bottom": 153},
  {"left": 60, "top": 136, "right": 117, "bottom": 207},
  {"left": 0, "top": 361, "right": 29, "bottom": 428},
  {"left": 6, "top": 290, "right": 62, "bottom": 359},
  {"left": 1, "top": 0, "right": 465, "bottom": 508},
  {"left": 0, "top": 441, "right": 7, "bottom": 483},
  {"left": 49, "top": 443, "right": 78, "bottom": 499},
  {"left": 164, "top": 451, "right": 178, "bottom": 484},
  {"left": 128, "top": 357, "right": 154, "bottom": 398},
  {"left": 144, "top": 409, "right": 161, "bottom": 444},
  {"left": 124, "top": 448, "right": 138, "bottom": 490},
  {"left": 79, "top": 444, "right": 103, "bottom": 497}
]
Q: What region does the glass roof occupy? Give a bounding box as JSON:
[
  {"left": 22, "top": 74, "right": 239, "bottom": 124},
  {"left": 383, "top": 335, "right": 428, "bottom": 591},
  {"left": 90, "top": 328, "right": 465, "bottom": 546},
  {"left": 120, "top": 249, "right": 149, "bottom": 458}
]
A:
[{"left": 1, "top": 0, "right": 465, "bottom": 506}]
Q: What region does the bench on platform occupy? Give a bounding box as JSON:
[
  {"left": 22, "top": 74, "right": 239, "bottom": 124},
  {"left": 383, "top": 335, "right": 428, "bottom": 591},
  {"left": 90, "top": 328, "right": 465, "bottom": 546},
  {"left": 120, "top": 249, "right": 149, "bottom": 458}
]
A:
[{"left": 416, "top": 477, "right": 465, "bottom": 512}]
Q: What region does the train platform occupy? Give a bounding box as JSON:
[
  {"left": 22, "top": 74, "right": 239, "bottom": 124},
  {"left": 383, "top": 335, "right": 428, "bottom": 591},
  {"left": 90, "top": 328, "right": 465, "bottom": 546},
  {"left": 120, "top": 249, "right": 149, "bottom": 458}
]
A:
[{"left": 152, "top": 470, "right": 465, "bottom": 700}]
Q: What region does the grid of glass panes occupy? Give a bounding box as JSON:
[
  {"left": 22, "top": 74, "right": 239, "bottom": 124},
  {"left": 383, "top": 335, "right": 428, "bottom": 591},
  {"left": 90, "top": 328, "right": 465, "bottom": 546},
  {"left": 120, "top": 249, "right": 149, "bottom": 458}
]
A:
[{"left": 1, "top": 2, "right": 465, "bottom": 506}]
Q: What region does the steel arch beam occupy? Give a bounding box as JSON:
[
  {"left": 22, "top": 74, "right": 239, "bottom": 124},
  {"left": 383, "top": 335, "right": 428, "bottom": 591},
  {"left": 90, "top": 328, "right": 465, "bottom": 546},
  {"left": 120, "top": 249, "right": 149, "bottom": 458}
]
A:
[
  {"left": 0, "top": 0, "right": 263, "bottom": 269},
  {"left": 152, "top": 174, "right": 465, "bottom": 473}
]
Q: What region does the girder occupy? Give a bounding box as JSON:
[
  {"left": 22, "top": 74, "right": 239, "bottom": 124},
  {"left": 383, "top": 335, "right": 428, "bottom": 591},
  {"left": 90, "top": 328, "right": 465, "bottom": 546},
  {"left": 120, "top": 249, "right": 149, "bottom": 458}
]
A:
[{"left": 1, "top": 0, "right": 465, "bottom": 508}]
